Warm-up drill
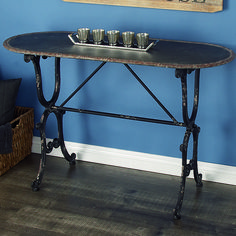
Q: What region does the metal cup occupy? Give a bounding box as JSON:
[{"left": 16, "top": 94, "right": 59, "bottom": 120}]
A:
[
  {"left": 122, "top": 31, "right": 135, "bottom": 47},
  {"left": 107, "top": 30, "right": 120, "bottom": 46},
  {"left": 77, "top": 28, "right": 90, "bottom": 43},
  {"left": 136, "top": 33, "right": 149, "bottom": 49},
  {"left": 92, "top": 29, "right": 105, "bottom": 45}
]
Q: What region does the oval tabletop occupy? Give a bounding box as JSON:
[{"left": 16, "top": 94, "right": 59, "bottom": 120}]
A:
[{"left": 3, "top": 31, "right": 235, "bottom": 69}]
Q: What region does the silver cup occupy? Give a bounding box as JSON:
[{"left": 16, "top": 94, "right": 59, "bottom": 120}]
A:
[
  {"left": 92, "top": 29, "right": 105, "bottom": 45},
  {"left": 77, "top": 28, "right": 90, "bottom": 43},
  {"left": 122, "top": 31, "right": 135, "bottom": 47},
  {"left": 107, "top": 30, "right": 120, "bottom": 46},
  {"left": 136, "top": 33, "right": 149, "bottom": 49}
]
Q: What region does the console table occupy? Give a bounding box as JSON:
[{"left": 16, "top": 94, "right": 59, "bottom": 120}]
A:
[{"left": 3, "top": 31, "right": 235, "bottom": 219}]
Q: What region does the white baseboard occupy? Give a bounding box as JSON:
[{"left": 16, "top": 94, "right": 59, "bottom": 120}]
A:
[{"left": 32, "top": 136, "right": 236, "bottom": 186}]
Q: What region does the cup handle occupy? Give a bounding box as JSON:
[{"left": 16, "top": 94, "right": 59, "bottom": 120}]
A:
[
  {"left": 145, "top": 40, "right": 159, "bottom": 51},
  {"left": 68, "top": 33, "right": 78, "bottom": 44}
]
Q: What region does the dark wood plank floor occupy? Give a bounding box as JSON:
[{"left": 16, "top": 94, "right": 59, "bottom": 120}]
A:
[{"left": 0, "top": 153, "right": 235, "bottom": 236}]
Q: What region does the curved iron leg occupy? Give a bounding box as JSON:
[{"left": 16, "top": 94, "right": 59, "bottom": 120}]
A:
[
  {"left": 25, "top": 55, "right": 76, "bottom": 191},
  {"left": 174, "top": 69, "right": 203, "bottom": 219},
  {"left": 54, "top": 109, "right": 76, "bottom": 165},
  {"left": 31, "top": 110, "right": 50, "bottom": 191},
  {"left": 173, "top": 128, "right": 191, "bottom": 219},
  {"left": 192, "top": 125, "right": 203, "bottom": 187}
]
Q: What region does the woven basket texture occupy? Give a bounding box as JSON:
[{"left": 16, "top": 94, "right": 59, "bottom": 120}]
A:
[{"left": 0, "top": 107, "right": 34, "bottom": 176}]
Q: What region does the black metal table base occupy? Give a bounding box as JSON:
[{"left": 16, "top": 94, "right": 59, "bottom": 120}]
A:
[{"left": 25, "top": 54, "right": 203, "bottom": 219}]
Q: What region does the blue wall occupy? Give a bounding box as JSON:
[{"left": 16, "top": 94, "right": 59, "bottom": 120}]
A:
[{"left": 1, "top": 0, "right": 236, "bottom": 166}]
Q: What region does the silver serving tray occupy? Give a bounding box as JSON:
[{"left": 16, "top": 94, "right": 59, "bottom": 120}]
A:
[{"left": 68, "top": 33, "right": 158, "bottom": 52}]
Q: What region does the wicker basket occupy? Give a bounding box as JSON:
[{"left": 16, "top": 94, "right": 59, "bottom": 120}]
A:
[{"left": 0, "top": 106, "right": 34, "bottom": 176}]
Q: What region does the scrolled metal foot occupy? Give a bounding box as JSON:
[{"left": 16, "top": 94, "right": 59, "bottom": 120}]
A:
[
  {"left": 69, "top": 153, "right": 76, "bottom": 166},
  {"left": 173, "top": 209, "right": 181, "bottom": 220},
  {"left": 196, "top": 173, "right": 203, "bottom": 187},
  {"left": 31, "top": 180, "right": 40, "bottom": 192},
  {"left": 69, "top": 160, "right": 76, "bottom": 166},
  {"left": 68, "top": 153, "right": 76, "bottom": 166}
]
